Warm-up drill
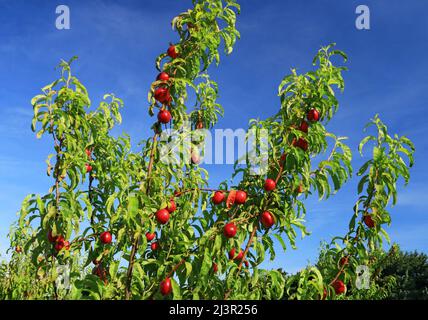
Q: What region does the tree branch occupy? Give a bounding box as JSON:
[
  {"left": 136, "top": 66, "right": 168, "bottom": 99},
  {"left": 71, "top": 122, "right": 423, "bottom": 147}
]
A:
[
  {"left": 125, "top": 133, "right": 159, "bottom": 300},
  {"left": 224, "top": 224, "right": 258, "bottom": 300}
]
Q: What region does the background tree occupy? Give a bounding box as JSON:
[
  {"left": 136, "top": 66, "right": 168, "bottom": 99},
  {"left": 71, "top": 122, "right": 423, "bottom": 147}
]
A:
[{"left": 379, "top": 246, "right": 428, "bottom": 300}]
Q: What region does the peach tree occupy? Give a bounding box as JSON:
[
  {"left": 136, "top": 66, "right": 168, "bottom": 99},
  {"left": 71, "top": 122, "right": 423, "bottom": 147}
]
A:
[{"left": 4, "top": 0, "right": 414, "bottom": 300}]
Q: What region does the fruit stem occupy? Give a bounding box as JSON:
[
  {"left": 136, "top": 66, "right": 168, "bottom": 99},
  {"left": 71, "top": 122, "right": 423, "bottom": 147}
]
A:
[
  {"left": 125, "top": 236, "right": 139, "bottom": 300},
  {"left": 147, "top": 133, "right": 159, "bottom": 185},
  {"left": 69, "top": 234, "right": 96, "bottom": 245},
  {"left": 167, "top": 258, "right": 186, "bottom": 278},
  {"left": 329, "top": 255, "right": 349, "bottom": 286},
  {"left": 275, "top": 160, "right": 285, "bottom": 185}
]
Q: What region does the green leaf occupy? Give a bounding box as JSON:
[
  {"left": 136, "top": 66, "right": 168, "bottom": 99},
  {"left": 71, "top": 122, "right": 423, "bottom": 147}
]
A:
[
  {"left": 359, "top": 136, "right": 375, "bottom": 156},
  {"left": 273, "top": 233, "right": 287, "bottom": 252},
  {"left": 172, "top": 278, "right": 182, "bottom": 300},
  {"left": 184, "top": 261, "right": 192, "bottom": 278},
  {"left": 357, "top": 175, "right": 369, "bottom": 194},
  {"left": 127, "top": 195, "right": 139, "bottom": 219},
  {"left": 199, "top": 248, "right": 211, "bottom": 277}
]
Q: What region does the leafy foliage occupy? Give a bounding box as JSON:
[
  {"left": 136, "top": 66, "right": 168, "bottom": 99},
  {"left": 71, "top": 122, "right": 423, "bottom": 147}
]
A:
[
  {"left": 379, "top": 247, "right": 428, "bottom": 300},
  {"left": 0, "top": 0, "right": 416, "bottom": 300}
]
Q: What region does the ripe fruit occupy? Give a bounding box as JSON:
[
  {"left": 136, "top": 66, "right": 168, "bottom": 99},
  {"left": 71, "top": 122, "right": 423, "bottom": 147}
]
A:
[
  {"left": 226, "top": 190, "right": 237, "bottom": 208},
  {"left": 55, "top": 239, "right": 65, "bottom": 252},
  {"left": 165, "top": 92, "right": 172, "bottom": 105},
  {"left": 85, "top": 149, "right": 92, "bottom": 158},
  {"left": 146, "top": 232, "right": 156, "bottom": 242},
  {"left": 261, "top": 211, "right": 275, "bottom": 228},
  {"left": 307, "top": 108, "right": 320, "bottom": 122},
  {"left": 339, "top": 256, "right": 349, "bottom": 267},
  {"left": 264, "top": 179, "right": 276, "bottom": 192},
  {"left": 151, "top": 242, "right": 159, "bottom": 251},
  {"left": 93, "top": 266, "right": 103, "bottom": 277},
  {"left": 299, "top": 120, "right": 309, "bottom": 133},
  {"left": 212, "top": 191, "right": 225, "bottom": 205},
  {"left": 156, "top": 209, "right": 170, "bottom": 224},
  {"left": 166, "top": 199, "right": 176, "bottom": 213},
  {"left": 196, "top": 122, "right": 204, "bottom": 129},
  {"left": 322, "top": 288, "right": 328, "bottom": 300},
  {"left": 158, "top": 109, "right": 172, "bottom": 124},
  {"left": 157, "top": 72, "right": 170, "bottom": 81},
  {"left": 48, "top": 230, "right": 58, "bottom": 243},
  {"left": 100, "top": 231, "right": 112, "bottom": 244},
  {"left": 49, "top": 231, "right": 64, "bottom": 248},
  {"left": 244, "top": 260, "right": 249, "bottom": 268},
  {"left": 56, "top": 235, "right": 65, "bottom": 244},
  {"left": 280, "top": 153, "right": 287, "bottom": 164},
  {"left": 235, "top": 190, "right": 247, "bottom": 205},
  {"left": 93, "top": 265, "right": 108, "bottom": 284},
  {"left": 296, "top": 184, "right": 304, "bottom": 194},
  {"left": 293, "top": 138, "right": 309, "bottom": 151},
  {"left": 85, "top": 164, "right": 93, "bottom": 173},
  {"left": 228, "top": 248, "right": 244, "bottom": 261},
  {"left": 167, "top": 45, "right": 178, "bottom": 59},
  {"left": 228, "top": 248, "right": 235, "bottom": 259},
  {"left": 154, "top": 87, "right": 171, "bottom": 104},
  {"left": 363, "top": 215, "right": 375, "bottom": 228},
  {"left": 223, "top": 222, "right": 237, "bottom": 238},
  {"left": 191, "top": 149, "right": 200, "bottom": 165},
  {"left": 213, "top": 262, "right": 218, "bottom": 273},
  {"left": 64, "top": 241, "right": 70, "bottom": 250},
  {"left": 332, "top": 280, "right": 346, "bottom": 295},
  {"left": 160, "top": 278, "right": 172, "bottom": 296}
]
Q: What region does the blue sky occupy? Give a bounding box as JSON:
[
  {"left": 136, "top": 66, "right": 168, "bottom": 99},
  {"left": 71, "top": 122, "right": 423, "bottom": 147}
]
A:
[{"left": 0, "top": 0, "right": 427, "bottom": 273}]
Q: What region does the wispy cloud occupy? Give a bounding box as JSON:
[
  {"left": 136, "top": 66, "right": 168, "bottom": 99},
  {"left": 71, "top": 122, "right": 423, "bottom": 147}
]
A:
[
  {"left": 0, "top": 106, "right": 33, "bottom": 137},
  {"left": 395, "top": 186, "right": 428, "bottom": 208}
]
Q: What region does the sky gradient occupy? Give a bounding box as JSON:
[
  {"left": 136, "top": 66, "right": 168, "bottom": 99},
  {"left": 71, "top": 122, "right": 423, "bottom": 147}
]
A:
[{"left": 0, "top": 0, "right": 427, "bottom": 273}]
